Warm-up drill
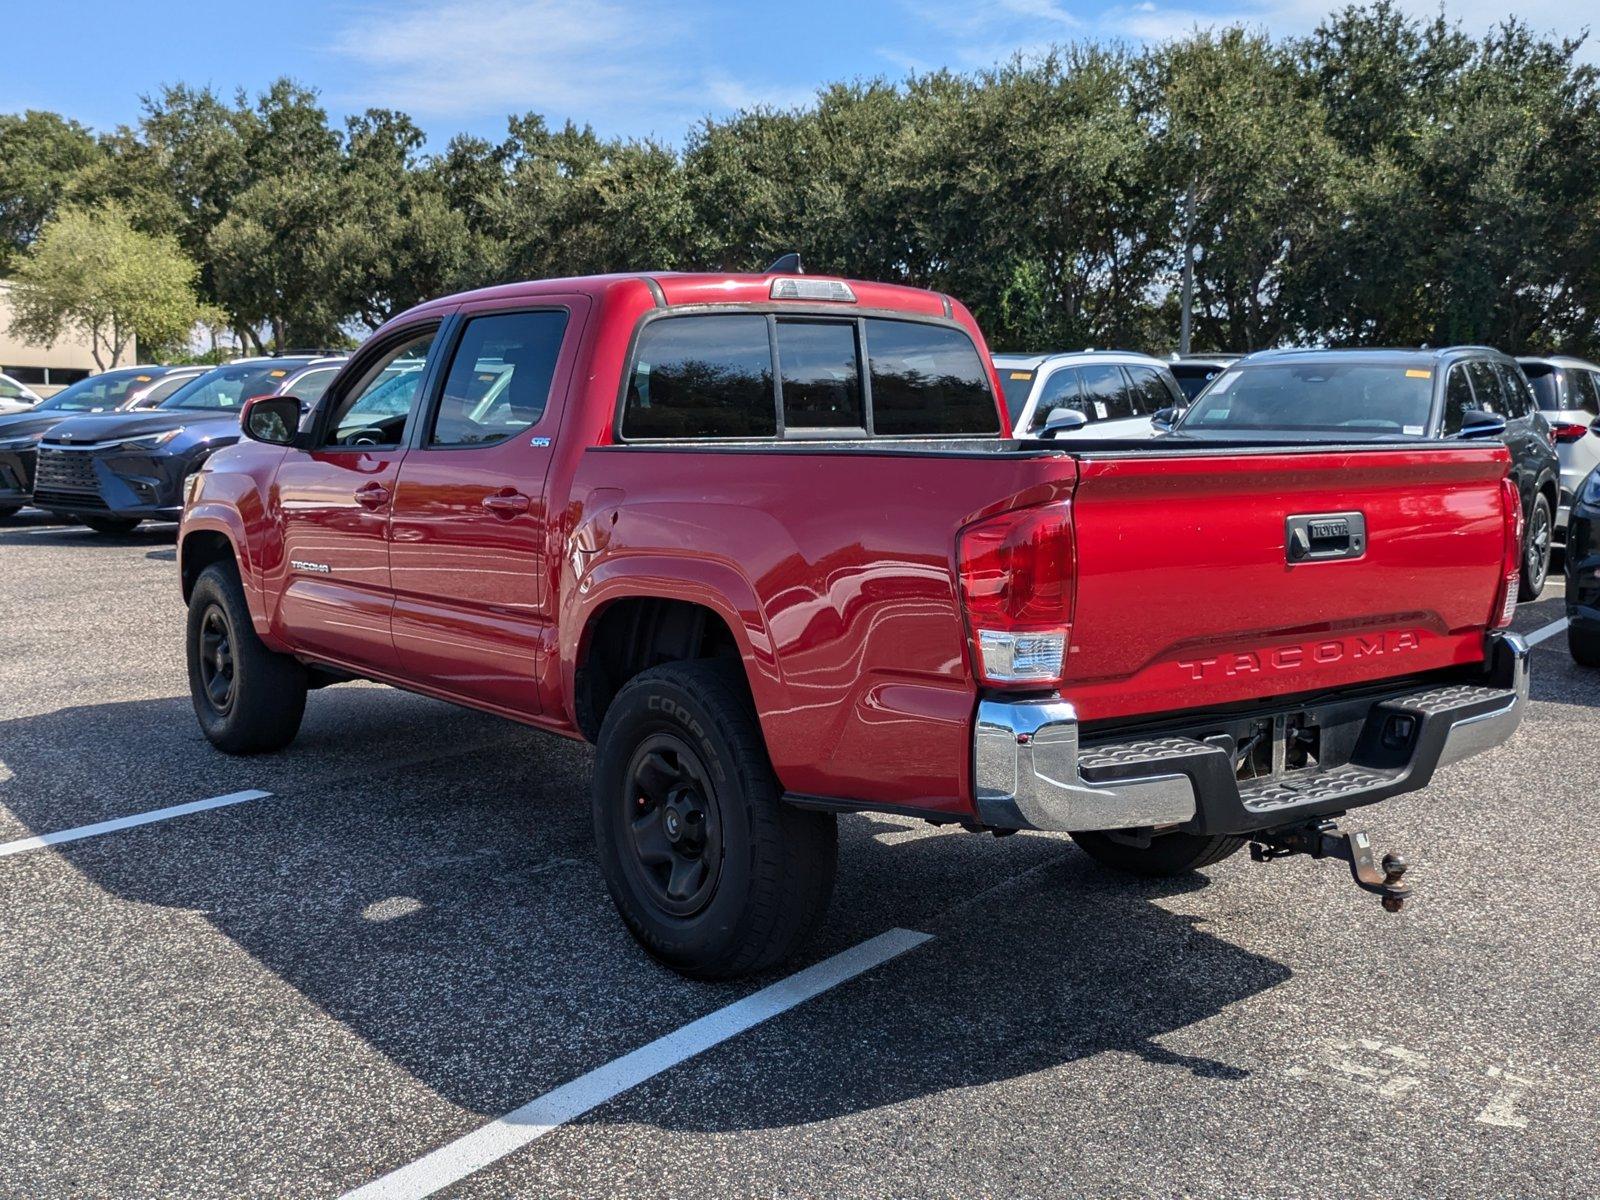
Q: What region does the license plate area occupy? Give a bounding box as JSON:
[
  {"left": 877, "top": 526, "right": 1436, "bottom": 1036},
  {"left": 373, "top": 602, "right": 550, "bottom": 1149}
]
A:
[{"left": 1235, "top": 712, "right": 1322, "bottom": 782}]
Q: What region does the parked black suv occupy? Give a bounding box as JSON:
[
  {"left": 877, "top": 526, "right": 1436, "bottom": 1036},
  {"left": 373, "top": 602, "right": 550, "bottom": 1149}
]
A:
[
  {"left": 31, "top": 357, "right": 331, "bottom": 533},
  {"left": 1168, "top": 347, "right": 1561, "bottom": 599},
  {"left": 1567, "top": 463, "right": 1600, "bottom": 666}
]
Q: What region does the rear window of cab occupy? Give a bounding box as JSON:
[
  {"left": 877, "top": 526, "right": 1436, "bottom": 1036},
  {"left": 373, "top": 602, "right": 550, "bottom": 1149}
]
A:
[{"left": 621, "top": 313, "right": 1000, "bottom": 440}]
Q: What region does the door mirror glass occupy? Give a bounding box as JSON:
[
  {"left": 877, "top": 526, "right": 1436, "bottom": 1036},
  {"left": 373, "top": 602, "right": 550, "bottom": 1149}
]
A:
[
  {"left": 1456, "top": 408, "right": 1508, "bottom": 440},
  {"left": 1152, "top": 406, "right": 1178, "bottom": 430},
  {"left": 1041, "top": 407, "right": 1089, "bottom": 437},
  {"left": 241, "top": 395, "right": 302, "bottom": 446}
]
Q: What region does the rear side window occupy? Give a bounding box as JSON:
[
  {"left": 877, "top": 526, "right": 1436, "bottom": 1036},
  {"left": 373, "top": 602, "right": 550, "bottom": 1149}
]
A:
[
  {"left": 431, "top": 311, "right": 569, "bottom": 446},
  {"left": 864, "top": 319, "right": 999, "bottom": 436},
  {"left": 776, "top": 320, "right": 862, "bottom": 430},
  {"left": 1568, "top": 369, "right": 1600, "bottom": 416},
  {"left": 1078, "top": 364, "right": 1135, "bottom": 421},
  {"left": 1495, "top": 363, "right": 1534, "bottom": 419},
  {"left": 1523, "top": 364, "right": 1562, "bottom": 411},
  {"left": 1127, "top": 365, "right": 1182, "bottom": 414},
  {"left": 1465, "top": 360, "right": 1506, "bottom": 415},
  {"left": 624, "top": 315, "right": 776, "bottom": 440}
]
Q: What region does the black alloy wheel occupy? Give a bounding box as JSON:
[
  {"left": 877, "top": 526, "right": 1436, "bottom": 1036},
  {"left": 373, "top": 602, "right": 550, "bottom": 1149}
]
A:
[
  {"left": 620, "top": 733, "right": 724, "bottom": 918},
  {"left": 1521, "top": 494, "right": 1552, "bottom": 600},
  {"left": 197, "top": 603, "right": 237, "bottom": 716}
]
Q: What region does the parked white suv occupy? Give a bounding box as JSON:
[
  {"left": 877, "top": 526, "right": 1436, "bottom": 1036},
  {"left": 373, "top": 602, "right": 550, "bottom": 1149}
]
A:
[
  {"left": 993, "top": 351, "right": 1186, "bottom": 439},
  {"left": 1516, "top": 355, "right": 1600, "bottom": 543}
]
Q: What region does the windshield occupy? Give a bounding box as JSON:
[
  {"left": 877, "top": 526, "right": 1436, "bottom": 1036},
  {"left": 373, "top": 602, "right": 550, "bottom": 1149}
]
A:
[
  {"left": 996, "top": 368, "right": 1035, "bottom": 425},
  {"left": 35, "top": 369, "right": 153, "bottom": 412},
  {"left": 0, "top": 376, "right": 32, "bottom": 400},
  {"left": 160, "top": 361, "right": 308, "bottom": 412},
  {"left": 1178, "top": 362, "right": 1435, "bottom": 435}
]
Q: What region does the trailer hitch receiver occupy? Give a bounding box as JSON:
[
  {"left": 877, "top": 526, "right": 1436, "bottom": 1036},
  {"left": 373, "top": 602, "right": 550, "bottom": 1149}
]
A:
[{"left": 1249, "top": 819, "right": 1412, "bottom": 912}]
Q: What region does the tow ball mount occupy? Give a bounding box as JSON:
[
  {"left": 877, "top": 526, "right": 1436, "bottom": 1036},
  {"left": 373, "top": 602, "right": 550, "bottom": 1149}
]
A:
[{"left": 1249, "top": 819, "right": 1412, "bottom": 912}]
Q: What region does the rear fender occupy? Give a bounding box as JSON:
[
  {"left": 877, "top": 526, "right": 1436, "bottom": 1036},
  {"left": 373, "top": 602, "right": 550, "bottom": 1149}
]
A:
[{"left": 561, "top": 553, "right": 785, "bottom": 739}]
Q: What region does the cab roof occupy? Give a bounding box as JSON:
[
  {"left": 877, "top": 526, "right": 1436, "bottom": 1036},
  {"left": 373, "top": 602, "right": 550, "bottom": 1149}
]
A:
[{"left": 396, "top": 272, "right": 954, "bottom": 322}]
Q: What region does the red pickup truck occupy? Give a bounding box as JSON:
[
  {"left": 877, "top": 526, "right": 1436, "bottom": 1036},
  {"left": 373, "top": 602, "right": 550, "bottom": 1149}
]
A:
[{"left": 178, "top": 269, "right": 1530, "bottom": 977}]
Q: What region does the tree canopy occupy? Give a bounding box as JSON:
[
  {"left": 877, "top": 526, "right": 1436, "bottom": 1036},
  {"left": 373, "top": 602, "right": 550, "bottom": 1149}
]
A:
[
  {"left": 6, "top": 203, "right": 215, "bottom": 368},
  {"left": 3, "top": 2, "right": 1597, "bottom": 357}
]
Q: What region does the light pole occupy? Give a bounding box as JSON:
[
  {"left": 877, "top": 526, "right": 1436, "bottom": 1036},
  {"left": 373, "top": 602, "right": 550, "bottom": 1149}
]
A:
[{"left": 1178, "top": 133, "right": 1200, "bottom": 356}]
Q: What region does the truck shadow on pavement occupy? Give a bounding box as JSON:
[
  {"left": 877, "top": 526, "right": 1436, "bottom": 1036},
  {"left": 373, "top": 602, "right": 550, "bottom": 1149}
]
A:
[{"left": 2, "top": 692, "right": 1287, "bottom": 1128}]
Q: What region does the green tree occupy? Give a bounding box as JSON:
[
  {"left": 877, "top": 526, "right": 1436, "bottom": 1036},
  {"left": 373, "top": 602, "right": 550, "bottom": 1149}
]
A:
[
  {"left": 0, "top": 111, "right": 104, "bottom": 269},
  {"left": 7, "top": 203, "right": 213, "bottom": 367}
]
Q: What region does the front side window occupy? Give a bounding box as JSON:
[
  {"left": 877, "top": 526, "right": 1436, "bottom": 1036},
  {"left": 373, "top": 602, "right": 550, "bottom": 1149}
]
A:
[
  {"left": 430, "top": 311, "right": 569, "bottom": 447},
  {"left": 623, "top": 315, "right": 775, "bottom": 440},
  {"left": 289, "top": 367, "right": 341, "bottom": 405},
  {"left": 324, "top": 333, "right": 436, "bottom": 449},
  {"left": 1441, "top": 365, "right": 1475, "bottom": 435},
  {"left": 776, "top": 320, "right": 862, "bottom": 430},
  {"left": 864, "top": 318, "right": 998, "bottom": 436}
]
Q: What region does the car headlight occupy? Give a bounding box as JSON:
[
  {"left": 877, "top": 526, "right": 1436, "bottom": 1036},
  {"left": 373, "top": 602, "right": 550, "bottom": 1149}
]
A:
[
  {"left": 1581, "top": 469, "right": 1600, "bottom": 507},
  {"left": 0, "top": 432, "right": 44, "bottom": 451},
  {"left": 118, "top": 428, "right": 185, "bottom": 450}
]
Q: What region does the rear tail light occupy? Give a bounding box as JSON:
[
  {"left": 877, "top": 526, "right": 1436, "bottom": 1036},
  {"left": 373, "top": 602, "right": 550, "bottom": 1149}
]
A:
[
  {"left": 1490, "top": 476, "right": 1523, "bottom": 629},
  {"left": 957, "top": 503, "right": 1074, "bottom": 687},
  {"left": 1551, "top": 421, "right": 1589, "bottom": 444}
]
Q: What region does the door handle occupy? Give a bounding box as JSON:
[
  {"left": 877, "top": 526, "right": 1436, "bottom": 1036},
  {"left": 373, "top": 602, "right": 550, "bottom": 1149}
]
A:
[
  {"left": 482, "top": 490, "right": 531, "bottom": 517},
  {"left": 354, "top": 482, "right": 390, "bottom": 509}
]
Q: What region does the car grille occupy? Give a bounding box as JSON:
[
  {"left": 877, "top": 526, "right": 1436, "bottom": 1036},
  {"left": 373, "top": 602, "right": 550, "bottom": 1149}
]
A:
[{"left": 33, "top": 447, "right": 108, "bottom": 508}]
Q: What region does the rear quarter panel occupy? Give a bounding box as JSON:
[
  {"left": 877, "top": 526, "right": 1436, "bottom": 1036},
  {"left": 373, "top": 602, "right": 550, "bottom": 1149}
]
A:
[{"left": 559, "top": 446, "right": 1078, "bottom": 814}]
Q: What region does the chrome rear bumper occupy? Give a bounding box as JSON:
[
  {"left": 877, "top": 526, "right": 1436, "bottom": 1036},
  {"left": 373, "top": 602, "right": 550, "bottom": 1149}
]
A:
[{"left": 974, "top": 633, "right": 1529, "bottom": 834}]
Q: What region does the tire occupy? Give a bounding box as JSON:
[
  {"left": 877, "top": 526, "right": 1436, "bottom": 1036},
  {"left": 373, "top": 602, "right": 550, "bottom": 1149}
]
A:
[
  {"left": 1070, "top": 829, "right": 1246, "bottom": 877},
  {"left": 186, "top": 561, "right": 307, "bottom": 754},
  {"left": 1519, "top": 494, "right": 1552, "bottom": 601},
  {"left": 593, "top": 660, "right": 837, "bottom": 979},
  {"left": 83, "top": 515, "right": 142, "bottom": 535},
  {"left": 1571, "top": 623, "right": 1600, "bottom": 668}
]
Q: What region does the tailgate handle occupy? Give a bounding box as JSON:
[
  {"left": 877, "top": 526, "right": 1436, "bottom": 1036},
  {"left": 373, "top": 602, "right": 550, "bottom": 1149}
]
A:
[{"left": 1286, "top": 512, "right": 1366, "bottom": 563}]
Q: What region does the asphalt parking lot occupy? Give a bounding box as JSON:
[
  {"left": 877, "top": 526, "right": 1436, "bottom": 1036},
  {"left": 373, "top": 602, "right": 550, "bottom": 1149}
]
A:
[{"left": 1, "top": 509, "right": 1597, "bottom": 1200}]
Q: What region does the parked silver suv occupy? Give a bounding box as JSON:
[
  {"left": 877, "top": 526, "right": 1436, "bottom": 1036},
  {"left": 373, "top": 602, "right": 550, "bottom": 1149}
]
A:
[{"left": 1517, "top": 356, "right": 1600, "bottom": 543}]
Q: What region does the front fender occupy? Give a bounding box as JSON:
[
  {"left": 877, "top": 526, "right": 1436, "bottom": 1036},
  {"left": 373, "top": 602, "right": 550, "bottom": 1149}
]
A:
[{"left": 180, "top": 467, "right": 284, "bottom": 649}]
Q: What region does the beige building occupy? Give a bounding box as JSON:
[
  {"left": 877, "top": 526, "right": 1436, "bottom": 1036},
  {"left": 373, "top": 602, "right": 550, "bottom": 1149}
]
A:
[{"left": 0, "top": 279, "right": 128, "bottom": 396}]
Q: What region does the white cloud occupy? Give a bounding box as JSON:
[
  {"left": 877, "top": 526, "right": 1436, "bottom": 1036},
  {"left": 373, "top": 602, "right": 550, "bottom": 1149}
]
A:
[{"left": 330, "top": 0, "right": 733, "bottom": 136}]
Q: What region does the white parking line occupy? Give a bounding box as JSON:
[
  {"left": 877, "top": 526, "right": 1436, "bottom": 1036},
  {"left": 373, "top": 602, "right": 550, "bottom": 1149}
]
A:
[
  {"left": 0, "top": 789, "right": 273, "bottom": 858},
  {"left": 1524, "top": 617, "right": 1570, "bottom": 647},
  {"left": 341, "top": 927, "right": 934, "bottom": 1200}
]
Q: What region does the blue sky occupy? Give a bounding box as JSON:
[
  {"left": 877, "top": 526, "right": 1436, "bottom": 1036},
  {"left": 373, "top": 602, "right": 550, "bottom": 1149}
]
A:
[{"left": 5, "top": 0, "right": 1591, "bottom": 147}]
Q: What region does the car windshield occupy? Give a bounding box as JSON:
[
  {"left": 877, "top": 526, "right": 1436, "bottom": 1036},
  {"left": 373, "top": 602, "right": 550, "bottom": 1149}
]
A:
[
  {"left": 995, "top": 367, "right": 1035, "bottom": 425},
  {"left": 0, "top": 376, "right": 31, "bottom": 399},
  {"left": 35, "top": 369, "right": 152, "bottom": 412},
  {"left": 1178, "top": 362, "right": 1435, "bottom": 435},
  {"left": 160, "top": 362, "right": 309, "bottom": 412}
]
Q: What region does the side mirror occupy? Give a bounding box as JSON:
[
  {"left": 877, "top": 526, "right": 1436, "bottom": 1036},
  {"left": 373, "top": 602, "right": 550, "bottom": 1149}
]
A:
[
  {"left": 241, "top": 395, "right": 304, "bottom": 446},
  {"left": 1040, "top": 407, "right": 1089, "bottom": 438},
  {"left": 1152, "top": 406, "right": 1178, "bottom": 430},
  {"left": 1456, "top": 409, "right": 1508, "bottom": 440}
]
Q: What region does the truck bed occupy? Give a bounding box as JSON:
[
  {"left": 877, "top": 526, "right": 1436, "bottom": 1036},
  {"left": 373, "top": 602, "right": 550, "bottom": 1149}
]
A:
[{"left": 569, "top": 437, "right": 1511, "bottom": 816}]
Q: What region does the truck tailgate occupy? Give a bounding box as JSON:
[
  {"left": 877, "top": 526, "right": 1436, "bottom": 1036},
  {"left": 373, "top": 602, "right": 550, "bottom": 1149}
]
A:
[{"left": 1065, "top": 444, "right": 1511, "bottom": 722}]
